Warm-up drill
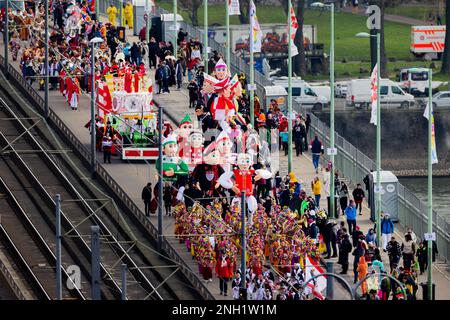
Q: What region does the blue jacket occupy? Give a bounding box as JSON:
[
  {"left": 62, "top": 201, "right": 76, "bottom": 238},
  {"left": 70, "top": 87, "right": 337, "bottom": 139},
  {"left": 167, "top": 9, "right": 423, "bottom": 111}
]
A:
[
  {"left": 381, "top": 218, "right": 394, "bottom": 234},
  {"left": 345, "top": 206, "right": 357, "bottom": 220}
]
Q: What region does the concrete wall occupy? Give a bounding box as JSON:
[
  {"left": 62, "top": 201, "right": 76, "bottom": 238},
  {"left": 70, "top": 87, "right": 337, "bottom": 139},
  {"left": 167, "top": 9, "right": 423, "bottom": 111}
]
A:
[{"left": 315, "top": 109, "right": 450, "bottom": 176}]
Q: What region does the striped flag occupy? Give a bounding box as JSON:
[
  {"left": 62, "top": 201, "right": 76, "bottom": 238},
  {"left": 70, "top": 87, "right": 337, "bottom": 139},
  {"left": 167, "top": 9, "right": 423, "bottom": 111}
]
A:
[
  {"left": 249, "top": 0, "right": 263, "bottom": 53},
  {"left": 423, "top": 103, "right": 438, "bottom": 164},
  {"left": 288, "top": 2, "right": 299, "bottom": 57},
  {"left": 304, "top": 255, "right": 327, "bottom": 300},
  {"left": 228, "top": 0, "right": 241, "bottom": 15},
  {"left": 370, "top": 64, "right": 378, "bottom": 125}
]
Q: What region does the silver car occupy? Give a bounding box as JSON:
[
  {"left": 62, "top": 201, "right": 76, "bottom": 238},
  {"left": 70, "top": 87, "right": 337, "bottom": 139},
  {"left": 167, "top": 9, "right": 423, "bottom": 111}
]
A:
[{"left": 432, "top": 91, "right": 450, "bottom": 108}]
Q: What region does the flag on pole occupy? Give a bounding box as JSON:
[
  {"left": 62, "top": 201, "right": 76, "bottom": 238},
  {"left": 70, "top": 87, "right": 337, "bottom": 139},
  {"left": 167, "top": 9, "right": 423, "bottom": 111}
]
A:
[
  {"left": 96, "top": 81, "right": 113, "bottom": 118},
  {"left": 228, "top": 0, "right": 241, "bottom": 15},
  {"left": 423, "top": 103, "right": 439, "bottom": 164},
  {"left": 370, "top": 64, "right": 378, "bottom": 125},
  {"left": 249, "top": 0, "right": 263, "bottom": 53},
  {"left": 289, "top": 3, "right": 299, "bottom": 57},
  {"left": 304, "top": 255, "right": 327, "bottom": 300}
]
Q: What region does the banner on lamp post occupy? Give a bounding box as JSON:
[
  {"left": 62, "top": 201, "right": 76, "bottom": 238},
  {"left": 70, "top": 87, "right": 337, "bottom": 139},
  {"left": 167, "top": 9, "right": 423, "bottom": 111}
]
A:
[{"left": 228, "top": 0, "right": 241, "bottom": 16}]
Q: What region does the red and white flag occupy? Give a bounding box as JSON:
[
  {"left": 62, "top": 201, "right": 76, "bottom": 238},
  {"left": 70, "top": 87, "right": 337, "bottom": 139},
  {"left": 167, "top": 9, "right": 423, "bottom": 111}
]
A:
[
  {"left": 96, "top": 81, "right": 112, "bottom": 118},
  {"left": 228, "top": 0, "right": 241, "bottom": 16},
  {"left": 370, "top": 63, "right": 378, "bottom": 125},
  {"left": 288, "top": 2, "right": 299, "bottom": 57},
  {"left": 304, "top": 255, "right": 327, "bottom": 300}
]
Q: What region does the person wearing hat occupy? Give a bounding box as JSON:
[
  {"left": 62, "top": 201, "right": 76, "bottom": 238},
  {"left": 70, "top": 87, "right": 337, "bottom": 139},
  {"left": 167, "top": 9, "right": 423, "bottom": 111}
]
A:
[
  {"left": 102, "top": 136, "right": 113, "bottom": 164},
  {"left": 381, "top": 212, "right": 394, "bottom": 251},
  {"left": 156, "top": 134, "right": 189, "bottom": 182}
]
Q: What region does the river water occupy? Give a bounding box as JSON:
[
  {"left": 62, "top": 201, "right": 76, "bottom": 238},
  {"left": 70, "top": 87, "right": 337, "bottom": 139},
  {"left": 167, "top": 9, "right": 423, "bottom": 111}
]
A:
[{"left": 399, "top": 177, "right": 450, "bottom": 222}]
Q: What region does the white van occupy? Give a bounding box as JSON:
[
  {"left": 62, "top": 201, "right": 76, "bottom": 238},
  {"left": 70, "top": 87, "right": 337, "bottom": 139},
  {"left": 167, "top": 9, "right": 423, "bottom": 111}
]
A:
[
  {"left": 346, "top": 78, "right": 415, "bottom": 109},
  {"left": 272, "top": 78, "right": 329, "bottom": 109}
]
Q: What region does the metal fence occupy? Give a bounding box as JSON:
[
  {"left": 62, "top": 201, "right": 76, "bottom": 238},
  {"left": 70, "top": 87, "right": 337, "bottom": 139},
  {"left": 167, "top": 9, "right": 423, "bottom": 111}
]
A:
[
  {"left": 0, "top": 54, "right": 215, "bottom": 300},
  {"left": 300, "top": 102, "right": 449, "bottom": 263}
]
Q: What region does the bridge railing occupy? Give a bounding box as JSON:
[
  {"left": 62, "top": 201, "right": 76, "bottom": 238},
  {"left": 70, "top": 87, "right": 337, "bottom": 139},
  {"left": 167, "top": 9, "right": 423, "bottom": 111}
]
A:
[
  {"left": 0, "top": 54, "right": 215, "bottom": 301},
  {"left": 301, "top": 102, "right": 449, "bottom": 263}
]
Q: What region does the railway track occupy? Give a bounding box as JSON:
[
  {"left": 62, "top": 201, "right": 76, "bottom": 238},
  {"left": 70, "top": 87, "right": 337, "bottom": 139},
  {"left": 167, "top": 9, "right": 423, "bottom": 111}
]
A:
[{"left": 0, "top": 79, "right": 202, "bottom": 300}]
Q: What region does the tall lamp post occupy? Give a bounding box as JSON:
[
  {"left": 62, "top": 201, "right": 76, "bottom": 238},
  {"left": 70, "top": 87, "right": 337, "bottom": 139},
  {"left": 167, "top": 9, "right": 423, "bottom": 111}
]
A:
[
  {"left": 287, "top": 0, "right": 293, "bottom": 174},
  {"left": 203, "top": 0, "right": 208, "bottom": 64},
  {"left": 44, "top": 0, "right": 49, "bottom": 119},
  {"left": 426, "top": 69, "right": 434, "bottom": 300},
  {"left": 356, "top": 31, "right": 381, "bottom": 245},
  {"left": 311, "top": 2, "right": 335, "bottom": 218},
  {"left": 173, "top": 0, "right": 177, "bottom": 56},
  {"left": 89, "top": 37, "right": 104, "bottom": 179},
  {"left": 4, "top": 0, "right": 9, "bottom": 72}
]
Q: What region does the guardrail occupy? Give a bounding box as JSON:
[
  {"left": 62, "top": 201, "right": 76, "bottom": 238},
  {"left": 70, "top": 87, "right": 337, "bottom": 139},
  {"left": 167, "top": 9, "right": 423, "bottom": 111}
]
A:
[
  {"left": 0, "top": 54, "right": 215, "bottom": 300},
  {"left": 302, "top": 103, "right": 449, "bottom": 263}
]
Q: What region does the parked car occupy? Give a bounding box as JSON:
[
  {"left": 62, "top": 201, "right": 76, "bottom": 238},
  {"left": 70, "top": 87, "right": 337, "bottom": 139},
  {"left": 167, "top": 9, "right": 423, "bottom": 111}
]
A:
[
  {"left": 335, "top": 83, "right": 347, "bottom": 98},
  {"left": 432, "top": 91, "right": 450, "bottom": 108}
]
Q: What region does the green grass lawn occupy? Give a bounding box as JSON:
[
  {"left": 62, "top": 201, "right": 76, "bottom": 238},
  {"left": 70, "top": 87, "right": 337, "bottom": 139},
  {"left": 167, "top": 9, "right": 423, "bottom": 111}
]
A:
[
  {"left": 158, "top": 2, "right": 450, "bottom": 81},
  {"left": 159, "top": 3, "right": 412, "bottom": 61},
  {"left": 385, "top": 5, "right": 445, "bottom": 23}
]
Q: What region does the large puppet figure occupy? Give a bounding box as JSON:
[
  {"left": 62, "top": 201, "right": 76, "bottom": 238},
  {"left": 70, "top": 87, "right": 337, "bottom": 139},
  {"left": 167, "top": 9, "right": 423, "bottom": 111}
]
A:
[
  {"left": 156, "top": 134, "right": 189, "bottom": 183},
  {"left": 187, "top": 129, "right": 204, "bottom": 171},
  {"left": 219, "top": 153, "right": 272, "bottom": 216},
  {"left": 192, "top": 148, "right": 224, "bottom": 198},
  {"left": 176, "top": 114, "right": 194, "bottom": 159}
]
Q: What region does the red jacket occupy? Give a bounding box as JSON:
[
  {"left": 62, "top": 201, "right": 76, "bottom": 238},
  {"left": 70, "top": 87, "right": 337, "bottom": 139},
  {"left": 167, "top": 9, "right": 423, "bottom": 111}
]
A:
[{"left": 216, "top": 257, "right": 233, "bottom": 278}]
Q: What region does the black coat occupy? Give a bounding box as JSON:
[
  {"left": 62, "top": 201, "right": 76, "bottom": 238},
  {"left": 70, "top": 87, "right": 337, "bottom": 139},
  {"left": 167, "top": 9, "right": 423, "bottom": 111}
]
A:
[
  {"left": 141, "top": 186, "right": 152, "bottom": 203},
  {"left": 323, "top": 222, "right": 337, "bottom": 243},
  {"left": 338, "top": 239, "right": 352, "bottom": 265}
]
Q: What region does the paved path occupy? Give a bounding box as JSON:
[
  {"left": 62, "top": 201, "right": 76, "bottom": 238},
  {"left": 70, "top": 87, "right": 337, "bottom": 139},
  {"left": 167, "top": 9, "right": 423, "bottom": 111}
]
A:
[
  {"left": 0, "top": 24, "right": 449, "bottom": 300},
  {"left": 340, "top": 6, "right": 431, "bottom": 26}
]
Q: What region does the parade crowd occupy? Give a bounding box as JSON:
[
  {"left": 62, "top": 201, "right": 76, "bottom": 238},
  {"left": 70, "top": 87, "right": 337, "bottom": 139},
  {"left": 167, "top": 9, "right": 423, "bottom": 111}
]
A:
[{"left": 1, "top": 0, "right": 439, "bottom": 301}]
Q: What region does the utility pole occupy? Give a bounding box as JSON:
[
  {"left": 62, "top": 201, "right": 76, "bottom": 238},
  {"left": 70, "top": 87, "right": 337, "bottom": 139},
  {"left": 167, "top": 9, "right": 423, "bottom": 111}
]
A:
[
  {"left": 44, "top": 0, "right": 49, "bottom": 119},
  {"left": 329, "top": 2, "right": 335, "bottom": 219},
  {"left": 287, "top": 0, "right": 293, "bottom": 173},
  {"left": 375, "top": 32, "right": 381, "bottom": 247},
  {"left": 173, "top": 0, "right": 177, "bottom": 56},
  {"left": 146, "top": 0, "right": 150, "bottom": 43},
  {"left": 249, "top": 3, "right": 255, "bottom": 127},
  {"left": 91, "top": 226, "right": 101, "bottom": 300},
  {"left": 90, "top": 41, "right": 96, "bottom": 178},
  {"left": 157, "top": 104, "right": 163, "bottom": 251},
  {"left": 121, "top": 263, "right": 127, "bottom": 300},
  {"left": 55, "top": 194, "right": 62, "bottom": 300},
  {"left": 203, "top": 0, "right": 208, "bottom": 64},
  {"left": 427, "top": 69, "right": 434, "bottom": 300},
  {"left": 225, "top": 0, "right": 230, "bottom": 65},
  {"left": 240, "top": 191, "right": 246, "bottom": 295},
  {"left": 4, "top": 0, "right": 9, "bottom": 73}
]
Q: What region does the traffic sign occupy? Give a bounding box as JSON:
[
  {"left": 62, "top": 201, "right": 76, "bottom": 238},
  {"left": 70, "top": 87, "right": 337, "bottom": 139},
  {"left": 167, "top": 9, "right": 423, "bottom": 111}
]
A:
[{"left": 327, "top": 148, "right": 337, "bottom": 156}]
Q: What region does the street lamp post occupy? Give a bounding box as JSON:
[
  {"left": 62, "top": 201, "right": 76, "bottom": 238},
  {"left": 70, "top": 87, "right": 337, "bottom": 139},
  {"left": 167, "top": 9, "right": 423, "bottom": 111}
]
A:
[
  {"left": 287, "top": 0, "right": 293, "bottom": 174},
  {"left": 146, "top": 0, "right": 150, "bottom": 42},
  {"left": 225, "top": 0, "right": 230, "bottom": 65},
  {"left": 426, "top": 69, "right": 433, "bottom": 300},
  {"left": 311, "top": 1, "right": 335, "bottom": 218},
  {"left": 89, "top": 37, "right": 104, "bottom": 179},
  {"left": 44, "top": 0, "right": 49, "bottom": 119},
  {"left": 4, "top": 0, "right": 8, "bottom": 72},
  {"left": 173, "top": 0, "right": 177, "bottom": 57},
  {"left": 356, "top": 31, "right": 381, "bottom": 245},
  {"left": 203, "top": 0, "right": 208, "bottom": 64}
]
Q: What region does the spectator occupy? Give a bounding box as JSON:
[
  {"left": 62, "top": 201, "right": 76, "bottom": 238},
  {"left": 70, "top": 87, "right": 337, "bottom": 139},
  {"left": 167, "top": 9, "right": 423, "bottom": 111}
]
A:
[
  {"left": 309, "top": 135, "right": 324, "bottom": 173},
  {"left": 141, "top": 182, "right": 152, "bottom": 216},
  {"left": 311, "top": 176, "right": 321, "bottom": 208},
  {"left": 380, "top": 213, "right": 394, "bottom": 251},
  {"left": 386, "top": 236, "right": 401, "bottom": 272},
  {"left": 345, "top": 200, "right": 357, "bottom": 235},
  {"left": 352, "top": 183, "right": 365, "bottom": 215},
  {"left": 401, "top": 233, "right": 416, "bottom": 270},
  {"left": 338, "top": 233, "right": 352, "bottom": 274},
  {"left": 338, "top": 181, "right": 349, "bottom": 217}
]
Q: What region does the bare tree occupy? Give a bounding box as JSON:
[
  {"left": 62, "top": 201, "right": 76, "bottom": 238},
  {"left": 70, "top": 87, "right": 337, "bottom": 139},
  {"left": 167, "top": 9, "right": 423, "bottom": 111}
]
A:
[
  {"left": 293, "top": 0, "right": 307, "bottom": 77},
  {"left": 441, "top": 0, "right": 450, "bottom": 74},
  {"left": 369, "top": 0, "right": 388, "bottom": 78},
  {"left": 179, "top": 0, "right": 202, "bottom": 26}
]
